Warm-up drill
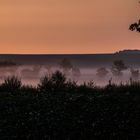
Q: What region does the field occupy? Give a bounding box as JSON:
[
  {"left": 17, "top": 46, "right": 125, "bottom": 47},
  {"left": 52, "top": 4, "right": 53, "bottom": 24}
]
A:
[{"left": 0, "top": 72, "right": 140, "bottom": 139}]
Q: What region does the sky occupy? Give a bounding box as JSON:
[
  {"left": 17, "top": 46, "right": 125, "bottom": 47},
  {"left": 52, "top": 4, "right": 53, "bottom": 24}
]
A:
[{"left": 0, "top": 0, "right": 140, "bottom": 54}]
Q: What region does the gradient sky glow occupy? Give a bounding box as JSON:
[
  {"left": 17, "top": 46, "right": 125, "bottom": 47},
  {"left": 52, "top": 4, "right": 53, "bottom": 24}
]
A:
[{"left": 0, "top": 0, "right": 140, "bottom": 54}]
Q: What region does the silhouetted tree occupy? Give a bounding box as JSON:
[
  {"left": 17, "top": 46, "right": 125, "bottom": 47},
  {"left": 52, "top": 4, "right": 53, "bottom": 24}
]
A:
[
  {"left": 130, "top": 68, "right": 140, "bottom": 80},
  {"left": 0, "top": 76, "right": 22, "bottom": 93},
  {"left": 129, "top": 21, "right": 140, "bottom": 32},
  {"left": 0, "top": 60, "right": 17, "bottom": 67},
  {"left": 111, "top": 60, "right": 127, "bottom": 76},
  {"left": 51, "top": 71, "right": 66, "bottom": 86},
  {"left": 72, "top": 67, "right": 81, "bottom": 78},
  {"left": 59, "top": 58, "right": 73, "bottom": 75},
  {"left": 38, "top": 71, "right": 66, "bottom": 93},
  {"left": 96, "top": 67, "right": 109, "bottom": 78},
  {"left": 129, "top": 1, "right": 140, "bottom": 32}
]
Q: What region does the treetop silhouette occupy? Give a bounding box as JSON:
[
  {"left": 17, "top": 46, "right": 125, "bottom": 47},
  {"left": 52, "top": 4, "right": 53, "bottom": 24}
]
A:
[{"left": 129, "top": 1, "right": 140, "bottom": 32}]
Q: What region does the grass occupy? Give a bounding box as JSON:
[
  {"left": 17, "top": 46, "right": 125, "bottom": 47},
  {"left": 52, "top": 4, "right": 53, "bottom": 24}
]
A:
[{"left": 0, "top": 71, "right": 140, "bottom": 139}]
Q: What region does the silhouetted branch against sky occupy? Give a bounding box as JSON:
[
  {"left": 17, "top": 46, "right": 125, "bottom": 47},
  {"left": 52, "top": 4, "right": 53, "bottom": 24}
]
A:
[{"left": 129, "top": 1, "right": 140, "bottom": 32}]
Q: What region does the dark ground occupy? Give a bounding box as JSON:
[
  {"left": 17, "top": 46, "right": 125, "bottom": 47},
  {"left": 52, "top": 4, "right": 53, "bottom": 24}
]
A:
[{"left": 0, "top": 73, "right": 140, "bottom": 140}]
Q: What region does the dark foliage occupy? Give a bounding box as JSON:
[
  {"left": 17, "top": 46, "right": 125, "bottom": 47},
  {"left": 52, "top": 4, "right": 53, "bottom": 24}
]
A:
[
  {"left": 115, "top": 49, "right": 140, "bottom": 54},
  {"left": 111, "top": 60, "right": 127, "bottom": 76},
  {"left": 0, "top": 76, "right": 22, "bottom": 93},
  {"left": 59, "top": 58, "right": 73, "bottom": 75},
  {"left": 0, "top": 60, "right": 17, "bottom": 67},
  {"left": 129, "top": 2, "right": 140, "bottom": 33},
  {"left": 129, "top": 20, "right": 140, "bottom": 32},
  {"left": 38, "top": 71, "right": 67, "bottom": 93},
  {"left": 0, "top": 72, "right": 140, "bottom": 139}
]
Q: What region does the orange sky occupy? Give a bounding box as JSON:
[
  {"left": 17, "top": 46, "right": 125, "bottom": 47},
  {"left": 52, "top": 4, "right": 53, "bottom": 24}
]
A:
[{"left": 0, "top": 0, "right": 140, "bottom": 54}]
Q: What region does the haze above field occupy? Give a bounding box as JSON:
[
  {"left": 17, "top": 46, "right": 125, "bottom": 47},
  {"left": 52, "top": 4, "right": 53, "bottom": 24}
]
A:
[{"left": 0, "top": 50, "right": 139, "bottom": 86}]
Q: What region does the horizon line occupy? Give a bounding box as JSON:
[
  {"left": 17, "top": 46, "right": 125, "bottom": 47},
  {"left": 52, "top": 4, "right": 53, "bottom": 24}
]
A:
[
  {"left": 0, "top": 53, "right": 114, "bottom": 55},
  {"left": 0, "top": 49, "right": 139, "bottom": 55}
]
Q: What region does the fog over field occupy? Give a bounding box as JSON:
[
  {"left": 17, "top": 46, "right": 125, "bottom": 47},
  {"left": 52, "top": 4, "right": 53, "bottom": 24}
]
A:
[
  {"left": 0, "top": 51, "right": 140, "bottom": 86},
  {"left": 0, "top": 65, "right": 138, "bottom": 86}
]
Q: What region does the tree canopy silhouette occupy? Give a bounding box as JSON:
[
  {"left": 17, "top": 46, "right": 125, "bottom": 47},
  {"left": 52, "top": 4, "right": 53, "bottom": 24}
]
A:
[
  {"left": 129, "top": 1, "right": 140, "bottom": 32},
  {"left": 130, "top": 20, "right": 140, "bottom": 32},
  {"left": 111, "top": 60, "right": 127, "bottom": 76},
  {"left": 59, "top": 58, "right": 73, "bottom": 75}
]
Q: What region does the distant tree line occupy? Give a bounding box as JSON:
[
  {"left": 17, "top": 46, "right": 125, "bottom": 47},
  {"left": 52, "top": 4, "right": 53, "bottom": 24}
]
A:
[
  {"left": 96, "top": 60, "right": 139, "bottom": 80},
  {"left": 0, "top": 60, "right": 17, "bottom": 67},
  {"left": 59, "top": 58, "right": 140, "bottom": 81},
  {"left": 59, "top": 58, "right": 81, "bottom": 78}
]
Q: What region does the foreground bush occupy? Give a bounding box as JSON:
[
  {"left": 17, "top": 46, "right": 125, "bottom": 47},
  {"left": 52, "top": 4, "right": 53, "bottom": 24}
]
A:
[
  {"left": 0, "top": 72, "right": 140, "bottom": 139},
  {"left": 38, "top": 71, "right": 67, "bottom": 93},
  {"left": 0, "top": 76, "right": 22, "bottom": 93}
]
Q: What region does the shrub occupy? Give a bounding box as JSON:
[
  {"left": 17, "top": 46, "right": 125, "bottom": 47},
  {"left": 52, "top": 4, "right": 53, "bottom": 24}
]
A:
[
  {"left": 0, "top": 76, "right": 22, "bottom": 93},
  {"left": 38, "top": 71, "right": 67, "bottom": 93},
  {"left": 0, "top": 74, "right": 140, "bottom": 139},
  {"left": 111, "top": 60, "right": 127, "bottom": 76},
  {"left": 65, "top": 80, "right": 78, "bottom": 92},
  {"left": 21, "top": 85, "right": 38, "bottom": 94},
  {"left": 59, "top": 58, "right": 73, "bottom": 75}
]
